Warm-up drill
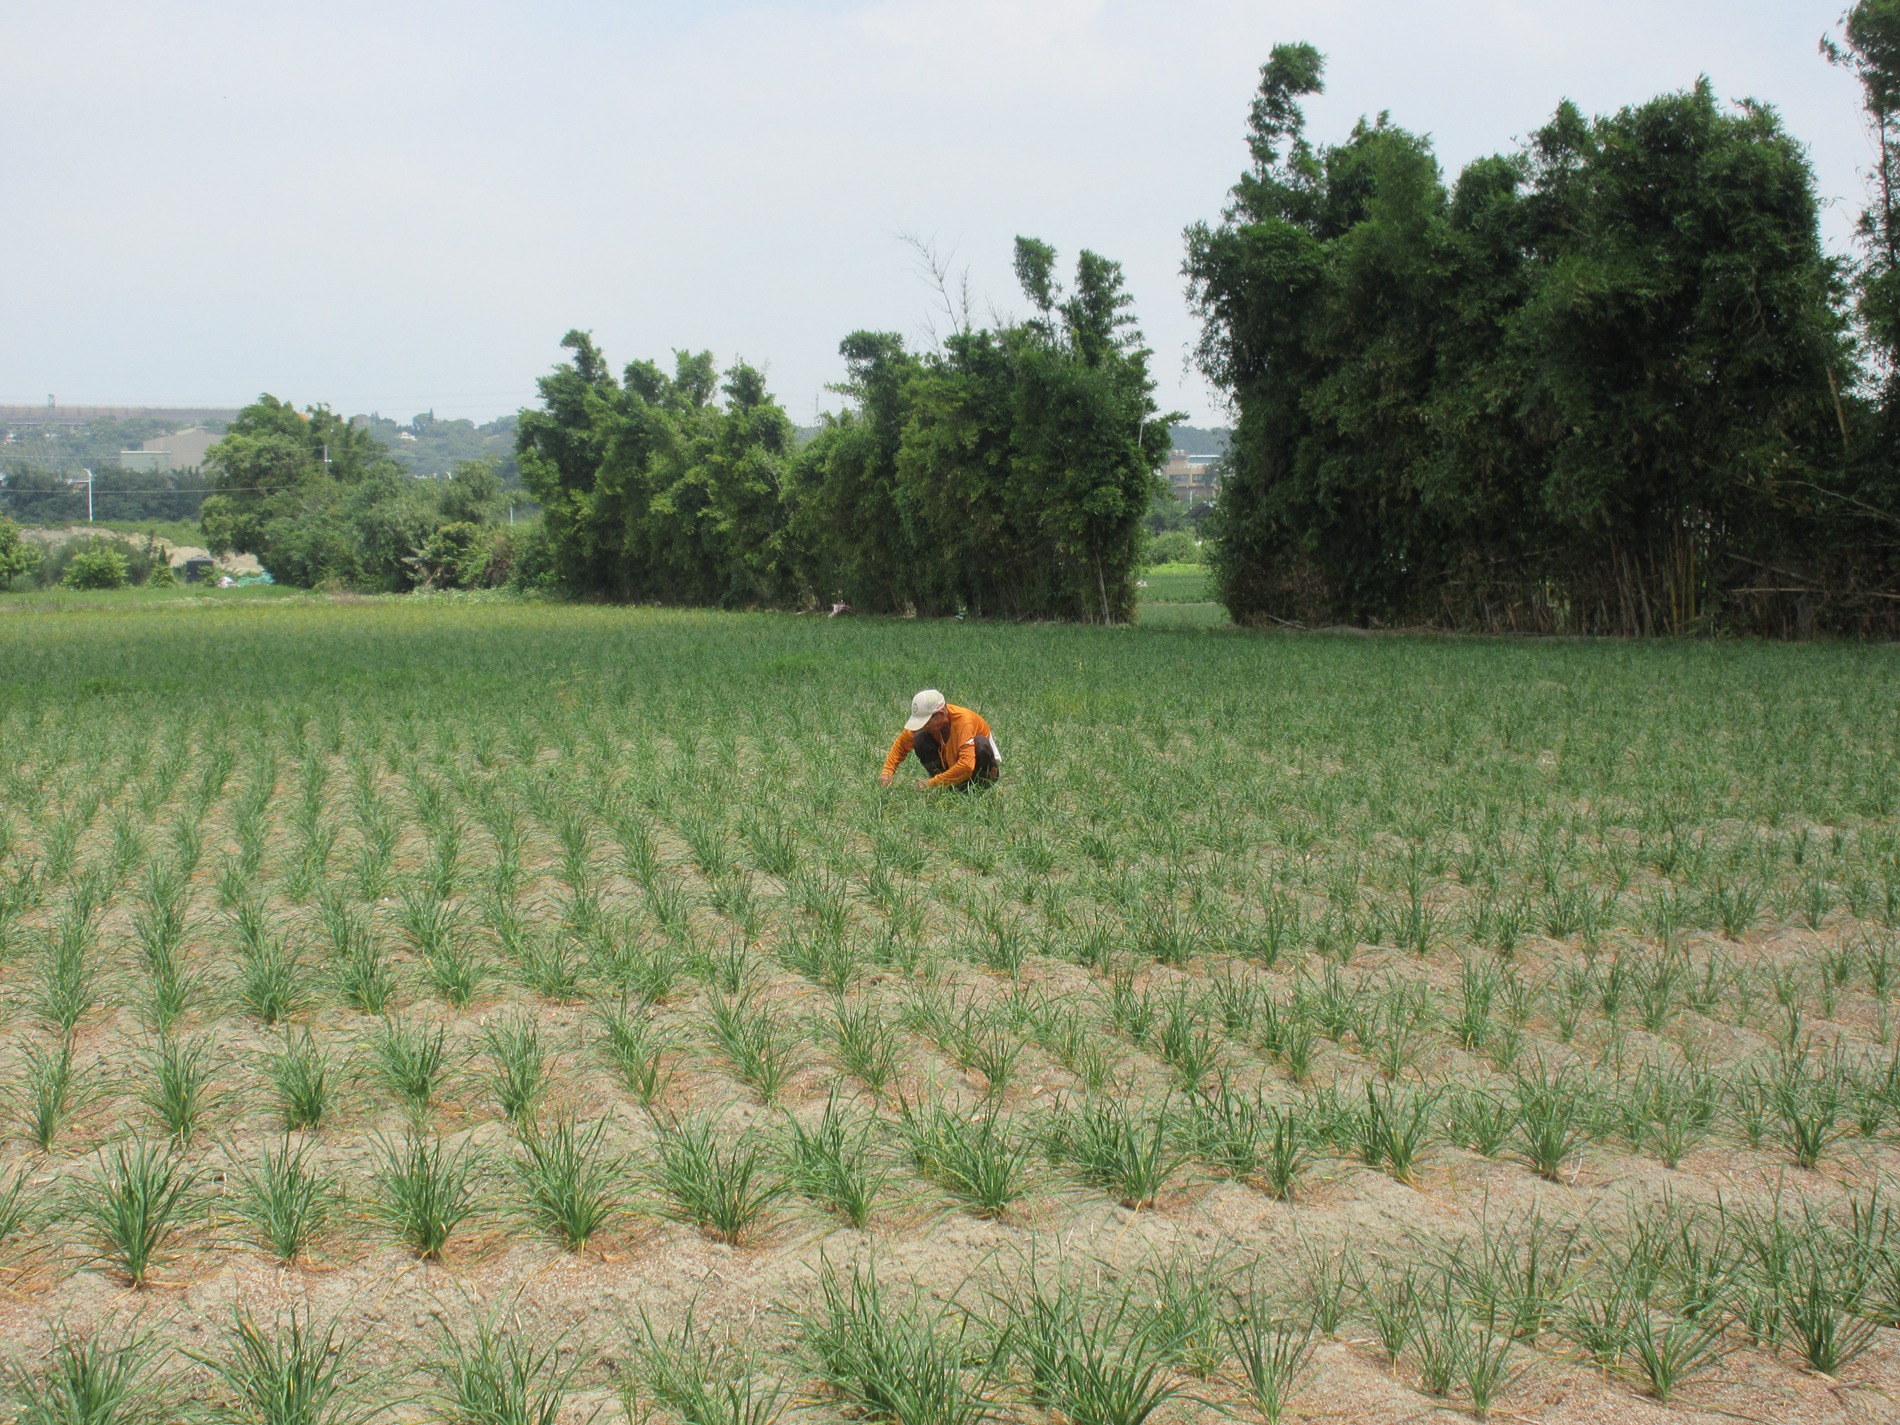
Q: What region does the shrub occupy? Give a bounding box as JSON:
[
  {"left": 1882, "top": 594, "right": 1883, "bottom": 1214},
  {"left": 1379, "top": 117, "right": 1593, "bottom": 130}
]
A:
[
  {"left": 1145, "top": 530, "right": 1204, "bottom": 566},
  {"left": 39, "top": 533, "right": 164, "bottom": 588},
  {"left": 409, "top": 521, "right": 503, "bottom": 590},
  {"left": 505, "top": 520, "right": 559, "bottom": 592},
  {"left": 61, "top": 546, "right": 130, "bottom": 590},
  {"left": 0, "top": 514, "right": 39, "bottom": 587}
]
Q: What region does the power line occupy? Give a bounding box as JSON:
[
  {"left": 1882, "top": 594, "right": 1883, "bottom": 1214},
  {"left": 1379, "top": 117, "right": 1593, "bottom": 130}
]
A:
[{"left": 0, "top": 479, "right": 307, "bottom": 495}]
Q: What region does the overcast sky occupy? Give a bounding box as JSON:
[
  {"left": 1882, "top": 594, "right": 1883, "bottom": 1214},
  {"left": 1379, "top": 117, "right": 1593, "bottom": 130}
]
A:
[{"left": 0, "top": 0, "right": 1876, "bottom": 427}]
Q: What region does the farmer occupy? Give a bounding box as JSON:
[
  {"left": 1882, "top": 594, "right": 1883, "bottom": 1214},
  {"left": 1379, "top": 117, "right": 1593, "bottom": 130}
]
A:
[{"left": 879, "top": 689, "right": 1001, "bottom": 791}]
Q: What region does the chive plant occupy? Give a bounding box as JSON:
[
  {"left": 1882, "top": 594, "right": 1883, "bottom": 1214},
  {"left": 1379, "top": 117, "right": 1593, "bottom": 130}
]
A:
[{"left": 5, "top": 593, "right": 1899, "bottom": 1420}]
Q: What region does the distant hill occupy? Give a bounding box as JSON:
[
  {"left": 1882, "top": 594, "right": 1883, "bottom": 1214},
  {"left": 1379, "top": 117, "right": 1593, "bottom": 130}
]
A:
[
  {"left": 1169, "top": 425, "right": 1230, "bottom": 457},
  {"left": 349, "top": 411, "right": 521, "bottom": 485}
]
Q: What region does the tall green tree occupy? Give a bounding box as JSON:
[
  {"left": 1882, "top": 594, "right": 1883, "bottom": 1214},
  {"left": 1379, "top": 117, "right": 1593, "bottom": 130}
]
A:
[
  {"left": 1827, "top": 3, "right": 1900, "bottom": 379},
  {"left": 514, "top": 332, "right": 626, "bottom": 594},
  {"left": 787, "top": 331, "right": 924, "bottom": 611},
  {"left": 0, "top": 515, "right": 38, "bottom": 586},
  {"left": 201, "top": 396, "right": 512, "bottom": 590},
  {"left": 516, "top": 338, "right": 800, "bottom": 606},
  {"left": 1822, "top": 2, "right": 1900, "bottom": 594},
  {"left": 1508, "top": 85, "right": 1849, "bottom": 627},
  {"left": 200, "top": 396, "right": 402, "bottom": 587}
]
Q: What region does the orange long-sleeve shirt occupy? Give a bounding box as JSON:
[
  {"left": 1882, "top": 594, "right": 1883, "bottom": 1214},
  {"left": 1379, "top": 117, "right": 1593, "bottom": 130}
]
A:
[{"left": 883, "top": 703, "right": 994, "bottom": 787}]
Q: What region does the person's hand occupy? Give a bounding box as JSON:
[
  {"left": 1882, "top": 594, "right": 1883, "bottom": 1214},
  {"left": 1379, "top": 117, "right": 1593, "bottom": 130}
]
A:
[
  {"left": 917, "top": 778, "right": 934, "bottom": 790},
  {"left": 878, "top": 771, "right": 893, "bottom": 787}
]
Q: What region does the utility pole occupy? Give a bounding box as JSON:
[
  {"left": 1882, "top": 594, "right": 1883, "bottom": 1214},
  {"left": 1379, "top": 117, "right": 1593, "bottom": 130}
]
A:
[{"left": 77, "top": 468, "right": 94, "bottom": 522}]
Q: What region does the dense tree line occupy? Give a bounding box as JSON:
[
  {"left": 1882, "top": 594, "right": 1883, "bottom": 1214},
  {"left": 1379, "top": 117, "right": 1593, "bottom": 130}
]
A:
[
  {"left": 200, "top": 396, "right": 517, "bottom": 591},
  {"left": 352, "top": 410, "right": 522, "bottom": 483},
  {"left": 517, "top": 239, "right": 1173, "bottom": 620},
  {"left": 1189, "top": 22, "right": 1900, "bottom": 635},
  {"left": 0, "top": 465, "right": 209, "bottom": 524}
]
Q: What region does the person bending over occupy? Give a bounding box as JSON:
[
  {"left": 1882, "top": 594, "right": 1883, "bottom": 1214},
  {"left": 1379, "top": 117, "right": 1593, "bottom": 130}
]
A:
[{"left": 879, "top": 689, "right": 1001, "bottom": 791}]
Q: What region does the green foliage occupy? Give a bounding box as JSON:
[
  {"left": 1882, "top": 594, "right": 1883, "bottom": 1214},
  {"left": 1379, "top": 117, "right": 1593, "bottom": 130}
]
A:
[
  {"left": 510, "top": 1114, "right": 624, "bottom": 1250},
  {"left": 793, "top": 242, "right": 1176, "bottom": 622},
  {"left": 1044, "top": 1095, "right": 1185, "bottom": 1208},
  {"left": 61, "top": 546, "right": 130, "bottom": 590},
  {"left": 651, "top": 1113, "right": 784, "bottom": 1245},
  {"left": 795, "top": 1261, "right": 993, "bottom": 1425},
  {"left": 369, "top": 1015, "right": 453, "bottom": 1114},
  {"left": 36, "top": 532, "right": 168, "bottom": 589},
  {"left": 228, "top": 1137, "right": 335, "bottom": 1264},
  {"left": 200, "top": 398, "right": 513, "bottom": 592},
  {"left": 1224, "top": 1299, "right": 1317, "bottom": 1425},
  {"left": 1144, "top": 531, "right": 1203, "bottom": 566},
  {"left": 0, "top": 515, "right": 39, "bottom": 586},
  {"left": 1189, "top": 45, "right": 1867, "bottom": 633},
  {"left": 74, "top": 1137, "right": 197, "bottom": 1287},
  {"left": 519, "top": 237, "right": 1174, "bottom": 621},
  {"left": 1, "top": 464, "right": 212, "bottom": 528},
  {"left": 1829, "top": 4, "right": 1900, "bottom": 393},
  {"left": 994, "top": 1272, "right": 1186, "bottom": 1425},
  {"left": 9, "top": 1036, "right": 89, "bottom": 1151},
  {"left": 7, "top": 1325, "right": 171, "bottom": 1425},
  {"left": 782, "top": 1090, "right": 886, "bottom": 1228},
  {"left": 1, "top": 588, "right": 1898, "bottom": 1418},
  {"left": 430, "top": 1306, "right": 578, "bottom": 1425},
  {"left": 629, "top": 1303, "right": 788, "bottom": 1425},
  {"left": 367, "top": 1129, "right": 479, "bottom": 1260},
  {"left": 1822, "top": 4, "right": 1900, "bottom": 579},
  {"left": 265, "top": 1031, "right": 333, "bottom": 1132},
  {"left": 482, "top": 1014, "right": 549, "bottom": 1125},
  {"left": 517, "top": 338, "right": 800, "bottom": 606},
  {"left": 352, "top": 410, "right": 520, "bottom": 485},
  {"left": 192, "top": 1305, "right": 375, "bottom": 1425},
  {"left": 898, "top": 1098, "right": 1033, "bottom": 1216},
  {"left": 142, "top": 1033, "right": 218, "bottom": 1144}
]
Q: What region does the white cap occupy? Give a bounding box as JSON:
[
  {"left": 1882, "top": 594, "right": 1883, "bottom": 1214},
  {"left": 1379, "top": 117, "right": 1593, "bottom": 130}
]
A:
[{"left": 904, "top": 689, "right": 947, "bottom": 732}]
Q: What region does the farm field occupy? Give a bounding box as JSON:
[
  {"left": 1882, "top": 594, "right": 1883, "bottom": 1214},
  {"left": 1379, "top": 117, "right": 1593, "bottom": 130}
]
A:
[
  {"left": 1137, "top": 565, "right": 1212, "bottom": 604},
  {"left": 1135, "top": 567, "right": 1226, "bottom": 630},
  {"left": 0, "top": 598, "right": 1897, "bottom": 1424}
]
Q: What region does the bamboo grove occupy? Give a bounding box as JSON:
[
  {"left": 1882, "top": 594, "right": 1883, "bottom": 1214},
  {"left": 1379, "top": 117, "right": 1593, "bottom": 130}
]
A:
[
  {"left": 1190, "top": 12, "right": 1900, "bottom": 635},
  {"left": 514, "top": 240, "right": 1173, "bottom": 623}
]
